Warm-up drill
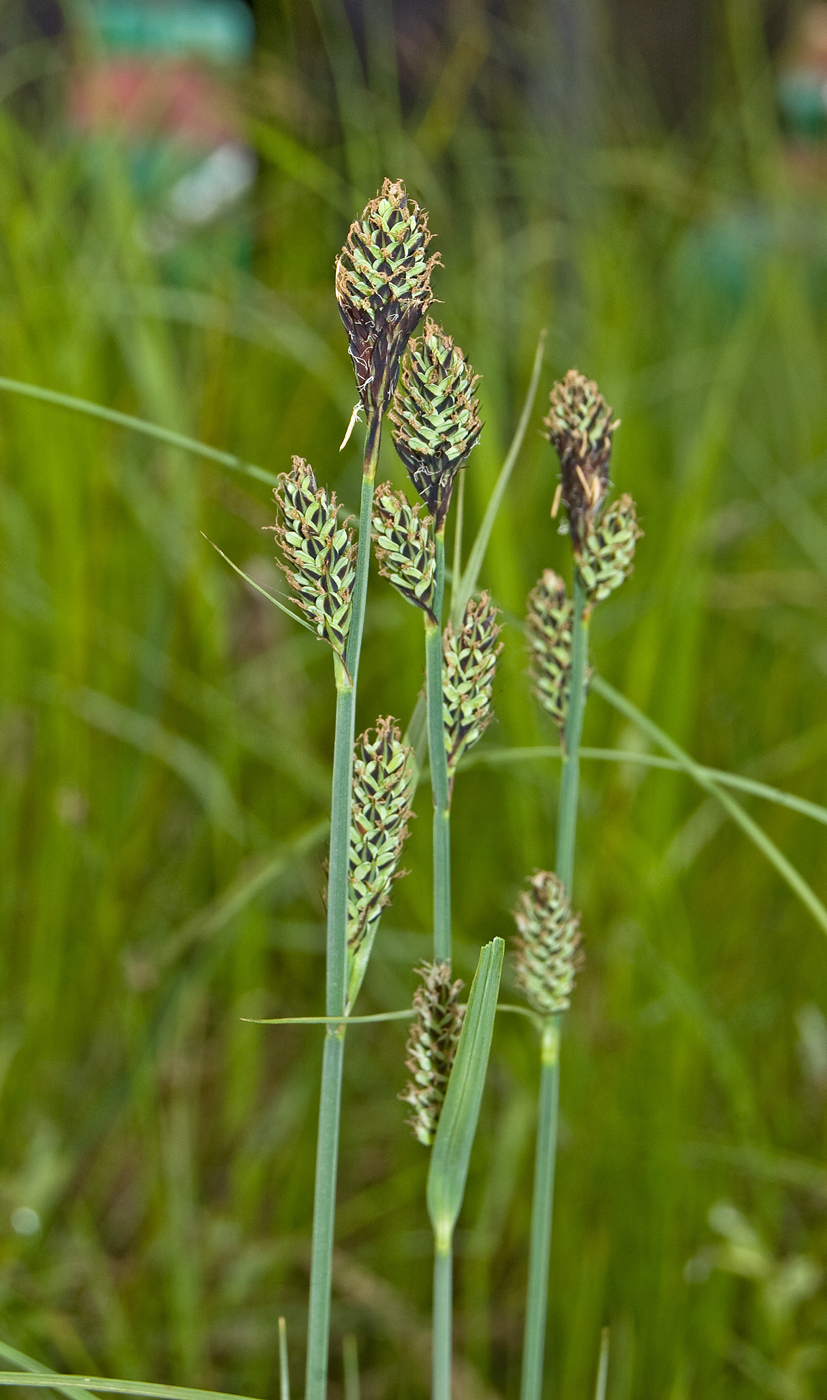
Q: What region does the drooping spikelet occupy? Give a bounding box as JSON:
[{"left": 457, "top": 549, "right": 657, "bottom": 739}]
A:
[
  {"left": 346, "top": 718, "right": 415, "bottom": 1011},
  {"left": 543, "top": 370, "right": 619, "bottom": 553},
  {"left": 400, "top": 961, "right": 465, "bottom": 1146},
  {"left": 579, "top": 493, "right": 642, "bottom": 604},
  {"left": 335, "top": 179, "right": 439, "bottom": 416},
  {"left": 442, "top": 592, "right": 502, "bottom": 786},
  {"left": 390, "top": 320, "right": 482, "bottom": 532},
  {"left": 272, "top": 457, "right": 355, "bottom": 663},
  {"left": 371, "top": 483, "right": 436, "bottom": 620},
  {"left": 525, "top": 571, "right": 576, "bottom": 735},
  {"left": 512, "top": 871, "right": 583, "bottom": 1018}
]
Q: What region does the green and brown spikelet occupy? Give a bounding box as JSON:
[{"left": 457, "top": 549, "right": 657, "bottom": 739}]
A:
[
  {"left": 579, "top": 493, "right": 642, "bottom": 604},
  {"left": 346, "top": 718, "right": 415, "bottom": 1011},
  {"left": 401, "top": 961, "right": 465, "bottom": 1146},
  {"left": 513, "top": 871, "right": 583, "bottom": 1018},
  {"left": 335, "top": 179, "right": 439, "bottom": 416},
  {"left": 525, "top": 571, "right": 574, "bottom": 735},
  {"left": 543, "top": 369, "right": 619, "bottom": 553},
  {"left": 371, "top": 483, "right": 436, "bottom": 620},
  {"left": 442, "top": 592, "right": 502, "bottom": 787},
  {"left": 390, "top": 319, "right": 482, "bottom": 532},
  {"left": 272, "top": 457, "right": 355, "bottom": 663}
]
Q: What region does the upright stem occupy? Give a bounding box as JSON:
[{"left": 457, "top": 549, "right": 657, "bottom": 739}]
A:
[
  {"left": 520, "top": 1023, "right": 560, "bottom": 1400},
  {"left": 305, "top": 410, "right": 382, "bottom": 1400},
  {"left": 425, "top": 531, "right": 451, "bottom": 964},
  {"left": 555, "top": 572, "right": 589, "bottom": 894},
  {"left": 433, "top": 1236, "right": 453, "bottom": 1400},
  {"left": 520, "top": 572, "right": 589, "bottom": 1400}
]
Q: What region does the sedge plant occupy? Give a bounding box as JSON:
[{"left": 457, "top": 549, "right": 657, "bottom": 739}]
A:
[
  {"left": 515, "top": 370, "right": 642, "bottom": 1400},
  {"left": 372, "top": 321, "right": 501, "bottom": 1399},
  {"left": 271, "top": 178, "right": 438, "bottom": 1400}
]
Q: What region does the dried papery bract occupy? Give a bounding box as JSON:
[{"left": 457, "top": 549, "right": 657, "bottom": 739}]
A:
[
  {"left": 346, "top": 718, "right": 415, "bottom": 1011},
  {"left": 525, "top": 570, "right": 574, "bottom": 737},
  {"left": 335, "top": 179, "right": 439, "bottom": 416},
  {"left": 390, "top": 319, "right": 482, "bottom": 532},
  {"left": 401, "top": 961, "right": 465, "bottom": 1146},
  {"left": 579, "top": 493, "right": 642, "bottom": 604},
  {"left": 372, "top": 483, "right": 436, "bottom": 620},
  {"left": 271, "top": 456, "right": 355, "bottom": 664},
  {"left": 543, "top": 369, "right": 619, "bottom": 554},
  {"left": 513, "top": 871, "right": 583, "bottom": 1018},
  {"left": 442, "top": 591, "right": 502, "bottom": 787}
]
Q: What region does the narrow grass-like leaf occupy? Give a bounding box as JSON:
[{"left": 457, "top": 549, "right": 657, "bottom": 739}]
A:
[
  {"left": 201, "top": 536, "right": 316, "bottom": 633},
  {"left": 0, "top": 376, "right": 277, "bottom": 485},
  {"left": 466, "top": 745, "right": 827, "bottom": 827},
  {"left": 592, "top": 674, "right": 827, "bottom": 938},
  {"left": 427, "top": 938, "right": 504, "bottom": 1250},
  {"left": 0, "top": 1377, "right": 255, "bottom": 1400},
  {"left": 0, "top": 1344, "right": 94, "bottom": 1400}
]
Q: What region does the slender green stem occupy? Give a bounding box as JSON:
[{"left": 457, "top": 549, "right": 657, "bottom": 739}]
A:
[
  {"left": 345, "top": 412, "right": 382, "bottom": 682},
  {"left": 521, "top": 575, "right": 589, "bottom": 1400},
  {"left": 433, "top": 1238, "right": 453, "bottom": 1400},
  {"left": 426, "top": 532, "right": 451, "bottom": 963},
  {"left": 521, "top": 1022, "right": 560, "bottom": 1400},
  {"left": 555, "top": 573, "right": 590, "bottom": 894},
  {"left": 305, "top": 410, "right": 381, "bottom": 1400}
]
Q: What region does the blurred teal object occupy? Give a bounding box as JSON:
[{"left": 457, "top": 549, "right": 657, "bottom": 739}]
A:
[
  {"left": 778, "top": 70, "right": 827, "bottom": 140},
  {"left": 87, "top": 0, "right": 254, "bottom": 63}
]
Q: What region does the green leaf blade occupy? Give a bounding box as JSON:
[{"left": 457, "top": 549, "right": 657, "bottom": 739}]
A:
[{"left": 427, "top": 938, "right": 504, "bottom": 1249}]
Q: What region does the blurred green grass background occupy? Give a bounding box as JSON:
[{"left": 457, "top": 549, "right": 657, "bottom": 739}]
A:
[{"left": 3, "top": 2, "right": 827, "bottom": 1396}]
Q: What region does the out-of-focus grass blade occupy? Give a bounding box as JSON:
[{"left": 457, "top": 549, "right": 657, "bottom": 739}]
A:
[
  {"left": 450, "top": 330, "right": 546, "bottom": 628},
  {"left": 593, "top": 675, "right": 827, "bottom": 940},
  {"left": 465, "top": 745, "right": 827, "bottom": 827},
  {"left": 427, "top": 938, "right": 504, "bottom": 1250},
  {"left": 0, "top": 1343, "right": 93, "bottom": 1400},
  {"left": 594, "top": 1329, "right": 610, "bottom": 1400},
  {"left": 0, "top": 376, "right": 277, "bottom": 486},
  {"left": 61, "top": 686, "right": 245, "bottom": 840},
  {"left": 278, "top": 1317, "right": 290, "bottom": 1400},
  {"left": 342, "top": 1334, "right": 360, "bottom": 1400},
  {"left": 0, "top": 1376, "right": 257, "bottom": 1400}
]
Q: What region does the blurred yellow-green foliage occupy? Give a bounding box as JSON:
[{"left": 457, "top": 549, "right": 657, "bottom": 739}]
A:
[{"left": 3, "top": 2, "right": 827, "bottom": 1397}]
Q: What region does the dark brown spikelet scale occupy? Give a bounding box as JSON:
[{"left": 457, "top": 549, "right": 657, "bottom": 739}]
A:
[
  {"left": 442, "top": 592, "right": 502, "bottom": 787},
  {"left": 543, "top": 370, "right": 619, "bottom": 553},
  {"left": 401, "top": 961, "right": 465, "bottom": 1146},
  {"left": 336, "top": 179, "right": 439, "bottom": 415},
  {"left": 371, "top": 483, "right": 436, "bottom": 620},
  {"left": 271, "top": 457, "right": 356, "bottom": 662},
  {"left": 512, "top": 871, "right": 583, "bottom": 1018},
  {"left": 525, "top": 571, "right": 573, "bottom": 735},
  {"left": 390, "top": 319, "right": 482, "bottom": 531}
]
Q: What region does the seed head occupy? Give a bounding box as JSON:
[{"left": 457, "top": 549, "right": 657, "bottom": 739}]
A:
[
  {"left": 512, "top": 871, "right": 583, "bottom": 1017},
  {"left": 346, "top": 718, "right": 415, "bottom": 1011},
  {"left": 390, "top": 320, "right": 482, "bottom": 532},
  {"left": 579, "top": 493, "right": 642, "bottom": 604},
  {"left": 335, "top": 179, "right": 439, "bottom": 416},
  {"left": 543, "top": 370, "right": 619, "bottom": 553},
  {"left": 400, "top": 961, "right": 465, "bottom": 1146},
  {"left": 525, "top": 571, "right": 574, "bottom": 735},
  {"left": 272, "top": 457, "right": 355, "bottom": 663},
  {"left": 372, "top": 483, "right": 436, "bottom": 621},
  {"left": 442, "top": 592, "right": 502, "bottom": 788}
]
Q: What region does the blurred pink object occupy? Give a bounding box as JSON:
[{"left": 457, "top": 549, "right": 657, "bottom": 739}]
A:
[{"left": 69, "top": 58, "right": 241, "bottom": 147}]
